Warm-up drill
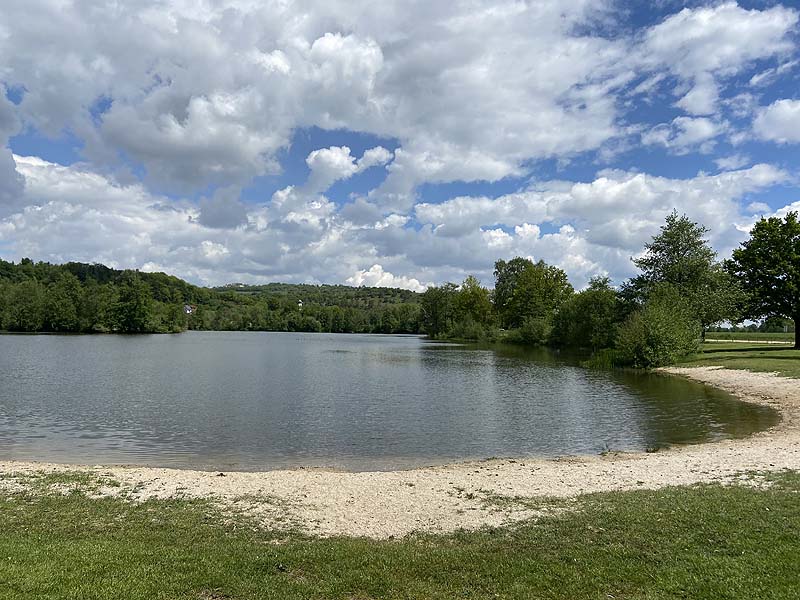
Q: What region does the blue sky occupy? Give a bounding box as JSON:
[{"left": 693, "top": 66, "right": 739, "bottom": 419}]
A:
[{"left": 1, "top": 1, "right": 799, "bottom": 290}]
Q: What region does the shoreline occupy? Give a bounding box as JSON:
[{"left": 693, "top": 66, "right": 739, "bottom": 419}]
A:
[{"left": 2, "top": 366, "right": 799, "bottom": 539}]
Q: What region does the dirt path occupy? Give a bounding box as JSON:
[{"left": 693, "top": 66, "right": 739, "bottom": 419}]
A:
[{"left": 2, "top": 366, "right": 798, "bottom": 539}]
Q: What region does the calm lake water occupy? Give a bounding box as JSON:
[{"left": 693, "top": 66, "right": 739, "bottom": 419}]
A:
[{"left": 0, "top": 331, "right": 778, "bottom": 471}]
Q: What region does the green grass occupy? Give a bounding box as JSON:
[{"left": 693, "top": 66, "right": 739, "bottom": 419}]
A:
[
  {"left": 678, "top": 342, "right": 800, "bottom": 377},
  {"left": 1, "top": 471, "right": 799, "bottom": 599},
  {"left": 705, "top": 331, "right": 795, "bottom": 342}
]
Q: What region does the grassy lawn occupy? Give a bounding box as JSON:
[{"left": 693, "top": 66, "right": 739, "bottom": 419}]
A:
[
  {"left": 678, "top": 342, "right": 800, "bottom": 377},
  {"left": 705, "top": 332, "right": 795, "bottom": 342},
  {"left": 1, "top": 471, "right": 799, "bottom": 599}
]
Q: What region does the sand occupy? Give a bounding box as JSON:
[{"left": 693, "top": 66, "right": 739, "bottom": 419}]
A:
[{"left": 2, "top": 366, "right": 798, "bottom": 539}]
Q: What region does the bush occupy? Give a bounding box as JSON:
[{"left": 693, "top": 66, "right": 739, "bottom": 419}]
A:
[
  {"left": 449, "top": 317, "right": 486, "bottom": 341},
  {"left": 615, "top": 285, "right": 701, "bottom": 368},
  {"left": 518, "top": 316, "right": 553, "bottom": 346}
]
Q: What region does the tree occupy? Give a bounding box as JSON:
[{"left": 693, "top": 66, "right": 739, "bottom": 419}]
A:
[
  {"left": 626, "top": 211, "right": 742, "bottom": 336},
  {"left": 616, "top": 284, "right": 701, "bottom": 368},
  {"left": 551, "top": 276, "right": 621, "bottom": 350},
  {"left": 6, "top": 280, "right": 46, "bottom": 331},
  {"left": 111, "top": 273, "right": 153, "bottom": 333},
  {"left": 493, "top": 258, "right": 573, "bottom": 329},
  {"left": 727, "top": 212, "right": 800, "bottom": 349},
  {"left": 454, "top": 276, "right": 493, "bottom": 326},
  {"left": 45, "top": 273, "right": 83, "bottom": 331},
  {"left": 420, "top": 283, "right": 458, "bottom": 337}
]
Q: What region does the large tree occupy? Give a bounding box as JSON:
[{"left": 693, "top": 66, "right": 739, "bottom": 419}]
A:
[
  {"left": 727, "top": 212, "right": 800, "bottom": 349},
  {"left": 551, "top": 276, "right": 621, "bottom": 350},
  {"left": 420, "top": 283, "right": 458, "bottom": 338},
  {"left": 625, "top": 211, "right": 742, "bottom": 336},
  {"left": 112, "top": 272, "right": 154, "bottom": 333},
  {"left": 493, "top": 258, "right": 573, "bottom": 329}
]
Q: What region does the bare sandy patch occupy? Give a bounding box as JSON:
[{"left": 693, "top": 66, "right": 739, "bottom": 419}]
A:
[{"left": 2, "top": 366, "right": 798, "bottom": 539}]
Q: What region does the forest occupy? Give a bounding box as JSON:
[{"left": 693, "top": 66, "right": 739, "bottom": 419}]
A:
[
  {"left": 0, "top": 260, "right": 422, "bottom": 335},
  {"left": 1, "top": 211, "right": 798, "bottom": 366}
]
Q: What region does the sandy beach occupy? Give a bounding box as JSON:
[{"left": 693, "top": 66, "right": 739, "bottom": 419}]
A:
[{"left": 2, "top": 366, "right": 798, "bottom": 539}]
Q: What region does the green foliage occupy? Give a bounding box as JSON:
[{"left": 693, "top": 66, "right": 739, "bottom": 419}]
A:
[
  {"left": 727, "top": 211, "right": 800, "bottom": 348},
  {"left": 5, "top": 279, "right": 46, "bottom": 331},
  {"left": 0, "top": 259, "right": 424, "bottom": 335},
  {"left": 551, "top": 276, "right": 621, "bottom": 350},
  {"left": 111, "top": 273, "right": 154, "bottom": 333},
  {"left": 494, "top": 258, "right": 573, "bottom": 328},
  {"left": 515, "top": 315, "right": 552, "bottom": 346},
  {"left": 454, "top": 275, "right": 493, "bottom": 327},
  {"left": 616, "top": 285, "right": 701, "bottom": 368},
  {"left": 44, "top": 273, "right": 82, "bottom": 332},
  {"left": 420, "top": 282, "right": 458, "bottom": 337},
  {"left": 625, "top": 211, "right": 742, "bottom": 332}
]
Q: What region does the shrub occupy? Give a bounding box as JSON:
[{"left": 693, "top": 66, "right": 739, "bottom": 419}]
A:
[
  {"left": 518, "top": 315, "right": 553, "bottom": 346},
  {"left": 615, "top": 285, "right": 701, "bottom": 368}
]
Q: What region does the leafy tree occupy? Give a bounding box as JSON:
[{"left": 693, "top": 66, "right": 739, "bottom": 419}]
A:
[
  {"left": 7, "top": 280, "right": 46, "bottom": 331},
  {"left": 111, "top": 273, "right": 154, "bottom": 333},
  {"left": 626, "top": 211, "right": 742, "bottom": 336},
  {"left": 420, "top": 283, "right": 458, "bottom": 337},
  {"left": 45, "top": 273, "right": 83, "bottom": 332},
  {"left": 454, "top": 275, "right": 493, "bottom": 327},
  {"left": 727, "top": 212, "right": 800, "bottom": 348},
  {"left": 494, "top": 258, "right": 573, "bottom": 329},
  {"left": 551, "top": 276, "right": 621, "bottom": 350}
]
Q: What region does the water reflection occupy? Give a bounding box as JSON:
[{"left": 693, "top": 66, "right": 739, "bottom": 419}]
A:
[{"left": 0, "top": 332, "right": 779, "bottom": 471}]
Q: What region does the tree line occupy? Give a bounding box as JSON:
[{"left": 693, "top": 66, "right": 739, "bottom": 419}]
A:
[
  {"left": 2, "top": 211, "right": 797, "bottom": 362},
  {"left": 0, "top": 260, "right": 421, "bottom": 335},
  {"left": 420, "top": 211, "right": 800, "bottom": 364}
]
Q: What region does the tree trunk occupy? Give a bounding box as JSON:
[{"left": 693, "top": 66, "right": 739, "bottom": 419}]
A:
[{"left": 795, "top": 313, "right": 800, "bottom": 350}]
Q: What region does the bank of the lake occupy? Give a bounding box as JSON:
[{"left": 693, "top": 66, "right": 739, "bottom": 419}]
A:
[{"left": 3, "top": 365, "right": 799, "bottom": 539}]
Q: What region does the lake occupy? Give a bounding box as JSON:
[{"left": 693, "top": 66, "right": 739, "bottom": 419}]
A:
[{"left": 0, "top": 331, "right": 778, "bottom": 471}]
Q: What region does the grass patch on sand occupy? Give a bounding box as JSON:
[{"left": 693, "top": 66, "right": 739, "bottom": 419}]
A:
[
  {"left": 677, "top": 342, "right": 800, "bottom": 377},
  {"left": 1, "top": 470, "right": 799, "bottom": 599}
]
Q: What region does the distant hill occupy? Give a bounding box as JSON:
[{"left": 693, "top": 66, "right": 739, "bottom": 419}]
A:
[{"left": 0, "top": 259, "right": 422, "bottom": 335}]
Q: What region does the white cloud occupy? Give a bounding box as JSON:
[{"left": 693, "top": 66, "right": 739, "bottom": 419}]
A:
[
  {"left": 346, "top": 264, "right": 427, "bottom": 292},
  {"left": 1, "top": 2, "right": 800, "bottom": 292},
  {"left": 754, "top": 99, "right": 800, "bottom": 144},
  {"left": 357, "top": 146, "right": 393, "bottom": 171},
  {"left": 715, "top": 154, "right": 751, "bottom": 171},
  {"left": 0, "top": 154, "right": 793, "bottom": 292},
  {"left": 305, "top": 146, "right": 361, "bottom": 193},
  {"left": 0, "top": 0, "right": 631, "bottom": 195},
  {"left": 304, "top": 145, "right": 393, "bottom": 194},
  {"left": 642, "top": 116, "right": 726, "bottom": 154},
  {"left": 197, "top": 186, "right": 248, "bottom": 229},
  {"left": 639, "top": 2, "right": 798, "bottom": 115}
]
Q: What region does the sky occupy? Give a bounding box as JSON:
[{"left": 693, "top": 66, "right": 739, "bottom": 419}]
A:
[{"left": 1, "top": 0, "right": 799, "bottom": 292}]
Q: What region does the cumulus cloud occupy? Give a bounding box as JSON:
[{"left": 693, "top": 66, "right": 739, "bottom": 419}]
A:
[
  {"left": 197, "top": 186, "right": 248, "bottom": 229},
  {"left": 346, "top": 264, "right": 427, "bottom": 292},
  {"left": 0, "top": 153, "right": 793, "bottom": 291},
  {"left": 1, "top": 1, "right": 800, "bottom": 291},
  {"left": 638, "top": 2, "right": 798, "bottom": 115},
  {"left": 303, "top": 145, "right": 393, "bottom": 194},
  {"left": 754, "top": 99, "right": 800, "bottom": 143},
  {"left": 0, "top": 90, "right": 24, "bottom": 216}
]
